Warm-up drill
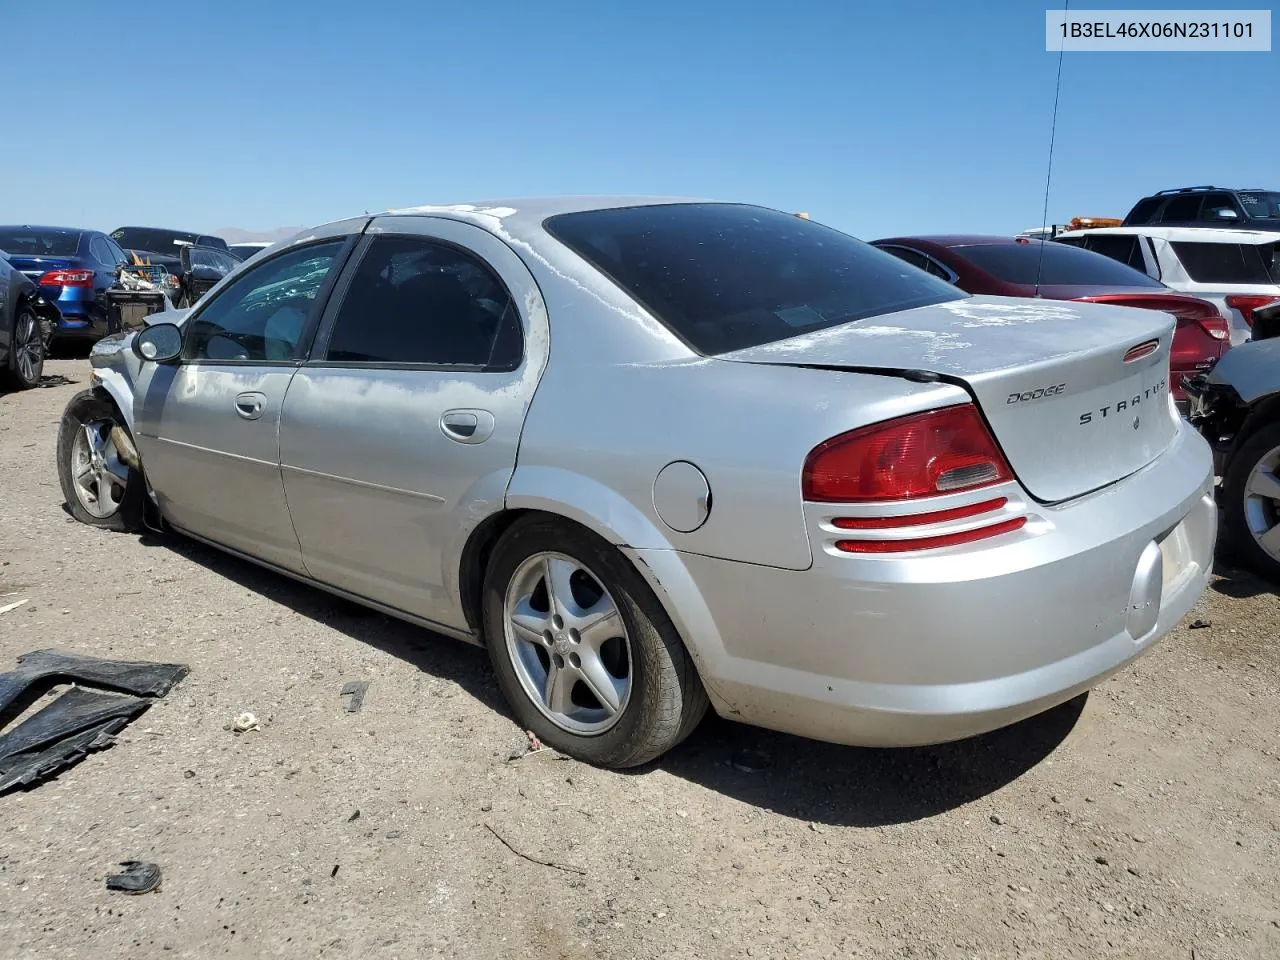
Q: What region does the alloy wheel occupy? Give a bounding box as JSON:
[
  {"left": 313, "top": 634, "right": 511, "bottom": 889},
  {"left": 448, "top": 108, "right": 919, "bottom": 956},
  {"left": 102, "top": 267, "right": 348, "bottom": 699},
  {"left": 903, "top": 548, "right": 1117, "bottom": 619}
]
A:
[
  {"left": 13, "top": 310, "right": 42, "bottom": 384},
  {"left": 503, "top": 551, "right": 633, "bottom": 735},
  {"left": 70, "top": 421, "right": 130, "bottom": 519},
  {"left": 1243, "top": 443, "right": 1280, "bottom": 561}
]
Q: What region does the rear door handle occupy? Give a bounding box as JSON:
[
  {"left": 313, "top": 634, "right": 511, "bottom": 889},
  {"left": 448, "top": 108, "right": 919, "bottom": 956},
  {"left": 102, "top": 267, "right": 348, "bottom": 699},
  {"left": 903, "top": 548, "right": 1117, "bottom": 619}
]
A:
[
  {"left": 235, "top": 392, "right": 266, "bottom": 420},
  {"left": 440, "top": 409, "right": 495, "bottom": 444}
]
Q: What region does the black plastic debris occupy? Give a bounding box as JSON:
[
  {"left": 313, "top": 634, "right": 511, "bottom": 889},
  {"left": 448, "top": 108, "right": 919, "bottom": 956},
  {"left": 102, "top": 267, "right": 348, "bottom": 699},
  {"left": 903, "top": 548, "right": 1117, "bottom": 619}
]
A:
[
  {"left": 339, "top": 681, "right": 370, "bottom": 713},
  {"left": 106, "top": 861, "right": 162, "bottom": 895},
  {"left": 0, "top": 650, "right": 188, "bottom": 795}
]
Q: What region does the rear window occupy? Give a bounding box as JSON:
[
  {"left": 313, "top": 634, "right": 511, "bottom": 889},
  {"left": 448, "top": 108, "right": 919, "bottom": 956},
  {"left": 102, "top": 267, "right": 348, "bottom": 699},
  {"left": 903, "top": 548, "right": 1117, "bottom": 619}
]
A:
[
  {"left": 543, "top": 204, "right": 963, "bottom": 355},
  {"left": 1172, "top": 241, "right": 1280, "bottom": 284},
  {"left": 0, "top": 228, "right": 81, "bottom": 257},
  {"left": 955, "top": 241, "right": 1163, "bottom": 287},
  {"left": 110, "top": 227, "right": 199, "bottom": 254},
  {"left": 1238, "top": 192, "right": 1280, "bottom": 220}
]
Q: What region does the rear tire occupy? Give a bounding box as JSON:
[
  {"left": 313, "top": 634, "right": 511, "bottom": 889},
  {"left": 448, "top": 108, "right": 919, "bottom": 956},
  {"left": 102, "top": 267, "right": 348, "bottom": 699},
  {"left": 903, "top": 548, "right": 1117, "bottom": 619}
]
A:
[
  {"left": 1223, "top": 420, "right": 1280, "bottom": 582},
  {"left": 56, "top": 390, "right": 146, "bottom": 532},
  {"left": 481, "top": 516, "right": 708, "bottom": 768},
  {"left": 0, "top": 306, "right": 45, "bottom": 391}
]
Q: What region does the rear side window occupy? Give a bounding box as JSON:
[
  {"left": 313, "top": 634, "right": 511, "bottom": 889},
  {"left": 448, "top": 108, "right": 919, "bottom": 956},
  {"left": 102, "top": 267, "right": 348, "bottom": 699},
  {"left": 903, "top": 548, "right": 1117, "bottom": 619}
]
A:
[
  {"left": 1080, "top": 234, "right": 1147, "bottom": 273},
  {"left": 954, "top": 241, "right": 1163, "bottom": 287},
  {"left": 325, "top": 236, "right": 521, "bottom": 369},
  {"left": 0, "top": 228, "right": 81, "bottom": 257},
  {"left": 545, "top": 204, "right": 963, "bottom": 355},
  {"left": 1159, "top": 195, "right": 1202, "bottom": 222},
  {"left": 1172, "top": 241, "right": 1280, "bottom": 284},
  {"left": 878, "top": 245, "right": 930, "bottom": 271},
  {"left": 1124, "top": 197, "right": 1161, "bottom": 225}
]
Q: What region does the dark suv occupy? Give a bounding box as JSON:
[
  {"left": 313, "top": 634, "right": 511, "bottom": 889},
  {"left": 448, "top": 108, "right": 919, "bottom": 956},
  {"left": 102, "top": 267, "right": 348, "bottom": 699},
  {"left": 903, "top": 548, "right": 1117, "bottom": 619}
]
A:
[{"left": 1123, "top": 186, "right": 1280, "bottom": 232}]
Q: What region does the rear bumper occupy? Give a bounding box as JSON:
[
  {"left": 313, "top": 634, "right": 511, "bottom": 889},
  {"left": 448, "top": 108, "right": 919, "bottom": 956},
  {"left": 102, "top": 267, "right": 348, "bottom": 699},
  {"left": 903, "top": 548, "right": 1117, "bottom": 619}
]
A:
[
  {"left": 50, "top": 291, "right": 108, "bottom": 339},
  {"left": 631, "top": 422, "right": 1216, "bottom": 747}
]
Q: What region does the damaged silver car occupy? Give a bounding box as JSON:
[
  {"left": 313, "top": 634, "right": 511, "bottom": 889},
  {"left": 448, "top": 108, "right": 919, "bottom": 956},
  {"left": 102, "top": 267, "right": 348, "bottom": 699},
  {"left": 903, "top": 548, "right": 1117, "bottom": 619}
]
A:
[{"left": 57, "top": 198, "right": 1216, "bottom": 767}]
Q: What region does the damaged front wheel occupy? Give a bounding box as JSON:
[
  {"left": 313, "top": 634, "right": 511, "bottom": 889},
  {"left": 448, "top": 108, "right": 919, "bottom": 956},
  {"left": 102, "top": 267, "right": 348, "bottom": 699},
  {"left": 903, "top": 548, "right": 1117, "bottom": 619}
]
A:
[{"left": 57, "top": 390, "right": 145, "bottom": 531}]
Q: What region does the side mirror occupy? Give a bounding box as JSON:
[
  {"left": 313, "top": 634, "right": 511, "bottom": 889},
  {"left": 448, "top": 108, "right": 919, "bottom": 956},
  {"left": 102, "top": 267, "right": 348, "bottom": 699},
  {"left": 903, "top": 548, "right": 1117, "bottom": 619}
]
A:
[
  {"left": 1213, "top": 208, "right": 1240, "bottom": 220},
  {"left": 132, "top": 323, "right": 183, "bottom": 363}
]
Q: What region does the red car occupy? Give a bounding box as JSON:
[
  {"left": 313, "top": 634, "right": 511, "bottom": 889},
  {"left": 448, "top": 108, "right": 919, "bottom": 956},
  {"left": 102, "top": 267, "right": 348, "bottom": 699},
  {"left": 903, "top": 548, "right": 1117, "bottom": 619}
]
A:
[{"left": 871, "top": 235, "right": 1229, "bottom": 408}]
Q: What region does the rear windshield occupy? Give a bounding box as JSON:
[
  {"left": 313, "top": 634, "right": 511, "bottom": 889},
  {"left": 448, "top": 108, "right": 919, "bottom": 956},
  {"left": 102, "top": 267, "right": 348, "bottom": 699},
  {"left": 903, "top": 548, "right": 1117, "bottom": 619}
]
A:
[
  {"left": 956, "top": 240, "right": 1164, "bottom": 287},
  {"left": 543, "top": 203, "right": 963, "bottom": 355},
  {"left": 0, "top": 228, "right": 81, "bottom": 257},
  {"left": 1172, "top": 241, "right": 1280, "bottom": 284},
  {"left": 111, "top": 227, "right": 199, "bottom": 254},
  {"left": 1238, "top": 192, "right": 1280, "bottom": 220}
]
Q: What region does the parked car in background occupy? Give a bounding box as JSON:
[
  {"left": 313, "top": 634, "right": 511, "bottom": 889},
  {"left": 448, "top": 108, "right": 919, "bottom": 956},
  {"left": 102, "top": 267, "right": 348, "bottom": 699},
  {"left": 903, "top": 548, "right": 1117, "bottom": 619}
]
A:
[
  {"left": 1055, "top": 226, "right": 1280, "bottom": 346},
  {"left": 0, "top": 225, "right": 129, "bottom": 344},
  {"left": 1185, "top": 300, "right": 1280, "bottom": 580},
  {"left": 0, "top": 249, "right": 61, "bottom": 389},
  {"left": 228, "top": 241, "right": 272, "bottom": 261},
  {"left": 871, "top": 234, "right": 1229, "bottom": 409},
  {"left": 109, "top": 227, "right": 231, "bottom": 302},
  {"left": 1123, "top": 186, "right": 1280, "bottom": 233},
  {"left": 58, "top": 198, "right": 1214, "bottom": 768}
]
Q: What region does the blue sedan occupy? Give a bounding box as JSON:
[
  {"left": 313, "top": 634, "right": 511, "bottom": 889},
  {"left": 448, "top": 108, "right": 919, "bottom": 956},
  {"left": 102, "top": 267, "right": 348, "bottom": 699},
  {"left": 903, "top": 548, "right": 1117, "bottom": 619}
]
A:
[{"left": 0, "top": 225, "right": 130, "bottom": 343}]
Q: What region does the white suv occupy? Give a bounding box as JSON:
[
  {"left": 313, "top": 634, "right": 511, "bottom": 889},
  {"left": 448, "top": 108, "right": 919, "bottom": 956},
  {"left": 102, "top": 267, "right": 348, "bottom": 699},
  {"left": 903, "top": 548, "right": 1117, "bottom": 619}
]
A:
[{"left": 1056, "top": 226, "right": 1280, "bottom": 346}]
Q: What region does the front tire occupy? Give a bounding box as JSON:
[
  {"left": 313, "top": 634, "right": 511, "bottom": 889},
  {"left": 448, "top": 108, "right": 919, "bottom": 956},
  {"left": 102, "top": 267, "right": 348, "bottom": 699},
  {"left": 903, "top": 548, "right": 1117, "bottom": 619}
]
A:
[
  {"left": 1223, "top": 420, "right": 1280, "bottom": 582},
  {"left": 481, "top": 516, "right": 708, "bottom": 768},
  {"left": 56, "top": 390, "right": 146, "bottom": 532},
  {"left": 0, "top": 306, "right": 45, "bottom": 390}
]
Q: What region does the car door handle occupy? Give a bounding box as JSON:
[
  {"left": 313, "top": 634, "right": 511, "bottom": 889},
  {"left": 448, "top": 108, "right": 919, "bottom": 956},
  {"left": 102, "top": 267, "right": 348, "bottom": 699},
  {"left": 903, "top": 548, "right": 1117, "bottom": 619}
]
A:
[
  {"left": 234, "top": 392, "right": 266, "bottom": 420},
  {"left": 440, "top": 409, "right": 495, "bottom": 444}
]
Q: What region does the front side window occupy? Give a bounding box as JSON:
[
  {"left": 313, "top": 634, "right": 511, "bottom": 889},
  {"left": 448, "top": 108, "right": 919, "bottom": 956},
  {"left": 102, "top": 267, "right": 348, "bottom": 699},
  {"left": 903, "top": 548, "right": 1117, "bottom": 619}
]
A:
[
  {"left": 546, "top": 204, "right": 962, "bottom": 355},
  {"left": 1198, "top": 192, "right": 1242, "bottom": 223},
  {"left": 324, "top": 236, "right": 521, "bottom": 369},
  {"left": 1171, "top": 241, "right": 1279, "bottom": 285},
  {"left": 184, "top": 240, "right": 344, "bottom": 362},
  {"left": 955, "top": 241, "right": 1163, "bottom": 287}
]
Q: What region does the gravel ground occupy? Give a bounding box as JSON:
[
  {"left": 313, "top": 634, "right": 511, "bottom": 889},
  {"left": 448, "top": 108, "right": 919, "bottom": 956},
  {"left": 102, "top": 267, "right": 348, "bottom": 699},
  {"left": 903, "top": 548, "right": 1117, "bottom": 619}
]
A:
[{"left": 1, "top": 359, "right": 1278, "bottom": 960}]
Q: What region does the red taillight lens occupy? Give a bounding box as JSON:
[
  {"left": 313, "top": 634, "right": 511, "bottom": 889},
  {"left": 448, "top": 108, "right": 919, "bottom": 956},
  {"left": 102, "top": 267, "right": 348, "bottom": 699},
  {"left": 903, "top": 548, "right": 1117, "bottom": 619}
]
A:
[
  {"left": 834, "top": 517, "right": 1027, "bottom": 553},
  {"left": 802, "top": 404, "right": 1014, "bottom": 503},
  {"left": 38, "top": 269, "right": 94, "bottom": 287},
  {"left": 1226, "top": 294, "right": 1280, "bottom": 328}
]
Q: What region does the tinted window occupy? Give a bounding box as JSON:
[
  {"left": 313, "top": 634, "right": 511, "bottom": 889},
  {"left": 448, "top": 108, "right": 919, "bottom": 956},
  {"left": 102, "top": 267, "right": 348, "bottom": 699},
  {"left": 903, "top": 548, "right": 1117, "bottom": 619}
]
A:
[
  {"left": 1159, "top": 195, "right": 1202, "bottom": 222},
  {"left": 924, "top": 258, "right": 954, "bottom": 281},
  {"left": 184, "top": 241, "right": 343, "bottom": 362},
  {"left": 325, "top": 236, "right": 520, "bottom": 368},
  {"left": 1198, "top": 192, "right": 1241, "bottom": 223},
  {"left": 546, "top": 204, "right": 962, "bottom": 355},
  {"left": 1080, "top": 234, "right": 1147, "bottom": 272},
  {"left": 1238, "top": 191, "right": 1280, "bottom": 220},
  {"left": 956, "top": 241, "right": 1163, "bottom": 287},
  {"left": 229, "top": 244, "right": 266, "bottom": 261},
  {"left": 197, "top": 235, "right": 229, "bottom": 251},
  {"left": 0, "top": 227, "right": 81, "bottom": 257},
  {"left": 1125, "top": 197, "right": 1161, "bottom": 225},
  {"left": 878, "top": 245, "right": 930, "bottom": 271},
  {"left": 186, "top": 245, "right": 239, "bottom": 279},
  {"left": 110, "top": 227, "right": 199, "bottom": 254},
  {"left": 1171, "top": 241, "right": 1280, "bottom": 285}
]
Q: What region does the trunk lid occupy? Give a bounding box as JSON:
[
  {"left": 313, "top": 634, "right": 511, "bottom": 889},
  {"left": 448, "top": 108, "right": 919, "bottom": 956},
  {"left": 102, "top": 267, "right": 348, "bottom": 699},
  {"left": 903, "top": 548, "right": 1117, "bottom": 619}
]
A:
[
  {"left": 4, "top": 255, "right": 76, "bottom": 282},
  {"left": 720, "top": 294, "right": 1178, "bottom": 503}
]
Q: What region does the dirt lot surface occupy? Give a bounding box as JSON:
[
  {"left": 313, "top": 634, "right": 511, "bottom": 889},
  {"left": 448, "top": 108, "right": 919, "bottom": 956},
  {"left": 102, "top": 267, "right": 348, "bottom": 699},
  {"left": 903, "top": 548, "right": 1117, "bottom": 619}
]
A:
[{"left": 1, "top": 359, "right": 1278, "bottom": 960}]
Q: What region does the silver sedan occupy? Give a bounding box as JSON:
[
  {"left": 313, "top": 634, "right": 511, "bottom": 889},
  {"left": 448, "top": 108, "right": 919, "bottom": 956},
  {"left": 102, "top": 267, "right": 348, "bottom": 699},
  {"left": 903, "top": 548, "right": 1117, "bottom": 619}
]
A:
[{"left": 58, "top": 198, "right": 1217, "bottom": 767}]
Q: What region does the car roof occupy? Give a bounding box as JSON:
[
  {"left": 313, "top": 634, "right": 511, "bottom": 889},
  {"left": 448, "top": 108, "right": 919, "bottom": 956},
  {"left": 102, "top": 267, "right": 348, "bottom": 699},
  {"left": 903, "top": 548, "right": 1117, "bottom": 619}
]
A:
[
  {"left": 0, "top": 224, "right": 91, "bottom": 233},
  {"left": 873, "top": 234, "right": 1032, "bottom": 248},
  {"left": 331, "top": 195, "right": 714, "bottom": 247},
  {"left": 1057, "top": 226, "right": 1279, "bottom": 244}
]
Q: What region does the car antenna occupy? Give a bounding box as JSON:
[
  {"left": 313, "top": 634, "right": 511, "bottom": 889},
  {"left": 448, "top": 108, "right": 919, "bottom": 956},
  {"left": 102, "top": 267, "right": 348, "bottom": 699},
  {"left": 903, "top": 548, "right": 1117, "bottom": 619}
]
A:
[{"left": 1033, "top": 0, "right": 1069, "bottom": 298}]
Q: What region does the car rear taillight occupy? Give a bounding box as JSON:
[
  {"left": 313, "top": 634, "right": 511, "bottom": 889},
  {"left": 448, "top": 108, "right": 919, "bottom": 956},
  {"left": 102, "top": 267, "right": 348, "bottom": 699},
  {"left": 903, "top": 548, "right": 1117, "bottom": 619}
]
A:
[
  {"left": 1226, "top": 294, "right": 1280, "bottom": 328},
  {"left": 38, "top": 269, "right": 94, "bottom": 287},
  {"left": 802, "top": 404, "right": 1013, "bottom": 503}
]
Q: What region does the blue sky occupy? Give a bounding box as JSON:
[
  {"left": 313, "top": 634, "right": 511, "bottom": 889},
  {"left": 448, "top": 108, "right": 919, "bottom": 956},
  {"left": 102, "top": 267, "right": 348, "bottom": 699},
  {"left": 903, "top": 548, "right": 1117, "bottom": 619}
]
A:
[{"left": 3, "top": 0, "right": 1275, "bottom": 239}]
